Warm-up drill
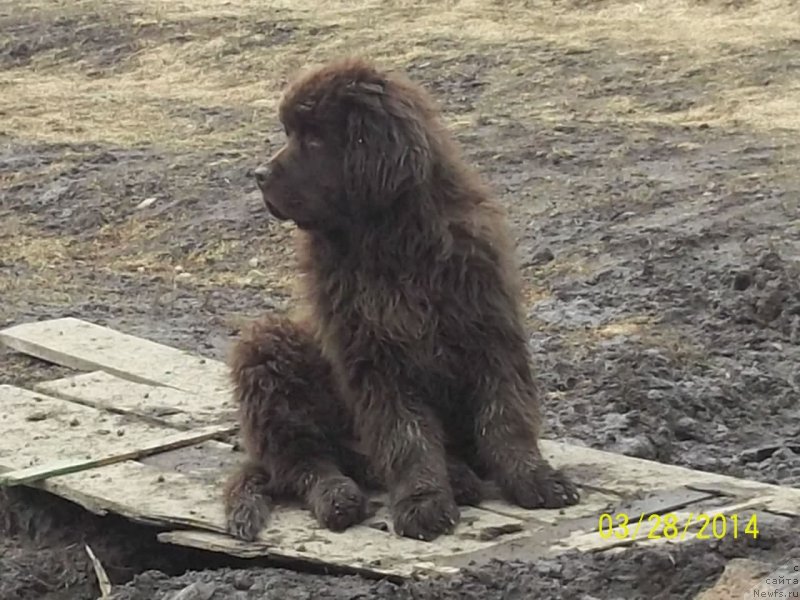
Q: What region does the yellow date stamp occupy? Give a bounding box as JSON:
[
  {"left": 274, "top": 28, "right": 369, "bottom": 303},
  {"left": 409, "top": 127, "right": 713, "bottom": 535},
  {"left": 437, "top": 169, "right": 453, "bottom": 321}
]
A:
[{"left": 598, "top": 512, "right": 759, "bottom": 541}]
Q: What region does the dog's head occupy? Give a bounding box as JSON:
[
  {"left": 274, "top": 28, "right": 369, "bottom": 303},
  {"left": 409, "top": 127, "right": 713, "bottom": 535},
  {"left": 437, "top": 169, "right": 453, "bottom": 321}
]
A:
[{"left": 254, "top": 58, "right": 436, "bottom": 231}]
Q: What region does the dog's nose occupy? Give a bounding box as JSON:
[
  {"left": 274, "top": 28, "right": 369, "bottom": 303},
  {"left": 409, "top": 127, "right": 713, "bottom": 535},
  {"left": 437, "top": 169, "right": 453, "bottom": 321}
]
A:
[{"left": 254, "top": 165, "right": 269, "bottom": 186}]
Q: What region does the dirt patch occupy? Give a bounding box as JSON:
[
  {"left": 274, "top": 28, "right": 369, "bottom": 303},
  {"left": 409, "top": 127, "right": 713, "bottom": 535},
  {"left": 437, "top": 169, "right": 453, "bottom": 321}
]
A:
[
  {"left": 497, "top": 118, "right": 800, "bottom": 485},
  {"left": 0, "top": 487, "right": 248, "bottom": 600},
  {"left": 0, "top": 4, "right": 309, "bottom": 75},
  {"left": 0, "top": 10, "right": 143, "bottom": 73},
  {"left": 0, "top": 139, "right": 259, "bottom": 236}
]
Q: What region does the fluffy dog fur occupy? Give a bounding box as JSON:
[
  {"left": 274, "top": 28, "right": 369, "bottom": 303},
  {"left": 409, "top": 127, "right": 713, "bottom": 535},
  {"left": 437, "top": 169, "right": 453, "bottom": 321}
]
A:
[{"left": 223, "top": 57, "right": 580, "bottom": 542}]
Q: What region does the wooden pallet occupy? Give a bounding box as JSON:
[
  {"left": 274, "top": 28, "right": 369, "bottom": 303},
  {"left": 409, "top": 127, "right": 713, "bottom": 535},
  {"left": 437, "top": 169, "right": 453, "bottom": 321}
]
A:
[{"left": 1, "top": 317, "right": 798, "bottom": 579}]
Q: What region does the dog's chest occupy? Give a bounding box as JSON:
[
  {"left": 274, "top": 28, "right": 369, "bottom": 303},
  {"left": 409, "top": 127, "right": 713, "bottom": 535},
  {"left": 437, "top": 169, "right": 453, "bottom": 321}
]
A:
[{"left": 313, "top": 266, "right": 444, "bottom": 358}]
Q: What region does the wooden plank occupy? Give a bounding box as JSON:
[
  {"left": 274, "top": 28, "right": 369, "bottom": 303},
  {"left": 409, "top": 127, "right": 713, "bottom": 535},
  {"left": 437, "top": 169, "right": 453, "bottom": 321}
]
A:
[
  {"left": 13, "top": 318, "right": 794, "bottom": 506},
  {"left": 479, "top": 488, "right": 715, "bottom": 536},
  {"left": 480, "top": 489, "right": 620, "bottom": 524},
  {"left": 33, "top": 459, "right": 528, "bottom": 578},
  {"left": 0, "top": 384, "right": 532, "bottom": 578},
  {"left": 35, "top": 370, "right": 236, "bottom": 429},
  {"left": 33, "top": 371, "right": 240, "bottom": 483},
  {"left": 4, "top": 317, "right": 800, "bottom": 576},
  {"left": 161, "top": 482, "right": 754, "bottom": 575},
  {"left": 156, "top": 530, "right": 460, "bottom": 578},
  {"left": 5, "top": 317, "right": 798, "bottom": 509},
  {"left": 0, "top": 384, "right": 228, "bottom": 476},
  {"left": 750, "top": 487, "right": 800, "bottom": 517},
  {"left": 155, "top": 501, "right": 529, "bottom": 577},
  {"left": 613, "top": 487, "right": 718, "bottom": 516},
  {"left": 138, "top": 438, "right": 242, "bottom": 483},
  {"left": 32, "top": 460, "right": 229, "bottom": 527},
  {"left": 7, "top": 394, "right": 799, "bottom": 577},
  {"left": 160, "top": 484, "right": 718, "bottom": 573},
  {"left": 428, "top": 487, "right": 724, "bottom": 570},
  {"left": 0, "top": 317, "right": 231, "bottom": 400},
  {"left": 0, "top": 423, "right": 235, "bottom": 486},
  {"left": 539, "top": 439, "right": 800, "bottom": 517},
  {"left": 84, "top": 545, "right": 113, "bottom": 598}
]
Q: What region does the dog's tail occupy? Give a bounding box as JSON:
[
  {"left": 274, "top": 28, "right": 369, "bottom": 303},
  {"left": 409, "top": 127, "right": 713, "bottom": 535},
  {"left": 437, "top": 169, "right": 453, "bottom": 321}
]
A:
[{"left": 223, "top": 460, "right": 273, "bottom": 541}]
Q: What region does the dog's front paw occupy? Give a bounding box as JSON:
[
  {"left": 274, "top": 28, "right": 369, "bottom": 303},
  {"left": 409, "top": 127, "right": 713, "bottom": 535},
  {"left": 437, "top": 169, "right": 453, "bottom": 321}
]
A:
[
  {"left": 501, "top": 461, "right": 580, "bottom": 509},
  {"left": 310, "top": 476, "right": 368, "bottom": 531},
  {"left": 392, "top": 489, "right": 460, "bottom": 541},
  {"left": 225, "top": 496, "right": 271, "bottom": 542}
]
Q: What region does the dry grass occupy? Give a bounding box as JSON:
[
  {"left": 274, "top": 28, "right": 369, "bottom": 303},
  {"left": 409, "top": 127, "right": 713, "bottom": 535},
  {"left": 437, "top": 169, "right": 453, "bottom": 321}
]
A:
[
  {"left": 0, "top": 215, "right": 296, "bottom": 313},
  {"left": 2, "top": 0, "right": 799, "bottom": 326},
  {"left": 3, "top": 0, "right": 800, "bottom": 151}
]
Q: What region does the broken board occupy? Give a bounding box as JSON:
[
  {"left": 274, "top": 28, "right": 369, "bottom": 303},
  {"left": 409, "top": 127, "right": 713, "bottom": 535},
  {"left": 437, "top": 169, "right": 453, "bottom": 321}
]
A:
[{"left": 1, "top": 317, "right": 799, "bottom": 579}]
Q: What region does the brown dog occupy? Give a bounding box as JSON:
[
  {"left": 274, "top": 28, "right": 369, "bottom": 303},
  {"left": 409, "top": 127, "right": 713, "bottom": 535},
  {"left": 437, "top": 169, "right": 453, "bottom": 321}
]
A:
[{"left": 223, "top": 57, "right": 579, "bottom": 542}]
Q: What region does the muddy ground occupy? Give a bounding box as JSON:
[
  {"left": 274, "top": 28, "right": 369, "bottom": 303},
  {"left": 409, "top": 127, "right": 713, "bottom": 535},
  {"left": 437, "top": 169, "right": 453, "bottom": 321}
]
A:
[{"left": 1, "top": 0, "right": 800, "bottom": 598}]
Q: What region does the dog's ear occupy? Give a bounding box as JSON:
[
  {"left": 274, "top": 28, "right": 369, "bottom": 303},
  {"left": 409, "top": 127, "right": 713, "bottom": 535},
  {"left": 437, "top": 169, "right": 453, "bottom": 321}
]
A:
[{"left": 342, "top": 80, "right": 432, "bottom": 213}]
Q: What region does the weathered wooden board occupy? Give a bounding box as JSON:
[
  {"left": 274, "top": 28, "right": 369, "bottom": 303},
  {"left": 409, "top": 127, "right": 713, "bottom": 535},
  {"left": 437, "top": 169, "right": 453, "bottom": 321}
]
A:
[
  {"left": 34, "top": 456, "right": 527, "bottom": 562},
  {"left": 157, "top": 487, "right": 686, "bottom": 570},
  {"left": 19, "top": 452, "right": 530, "bottom": 578},
  {"left": 0, "top": 317, "right": 232, "bottom": 401},
  {"left": 425, "top": 487, "right": 780, "bottom": 570},
  {"left": 0, "top": 385, "right": 228, "bottom": 474},
  {"left": 479, "top": 489, "right": 620, "bottom": 524},
  {"left": 32, "top": 370, "right": 241, "bottom": 481},
  {"left": 16, "top": 318, "right": 796, "bottom": 510},
  {"left": 35, "top": 370, "right": 235, "bottom": 429},
  {"left": 0, "top": 384, "right": 530, "bottom": 578},
  {"left": 3, "top": 316, "right": 800, "bottom": 579},
  {"left": 156, "top": 530, "right": 463, "bottom": 577},
  {"left": 0, "top": 422, "right": 234, "bottom": 486},
  {"left": 29, "top": 459, "right": 229, "bottom": 527},
  {"left": 138, "top": 437, "right": 242, "bottom": 483},
  {"left": 27, "top": 370, "right": 624, "bottom": 529},
  {"left": 539, "top": 440, "right": 800, "bottom": 517}
]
